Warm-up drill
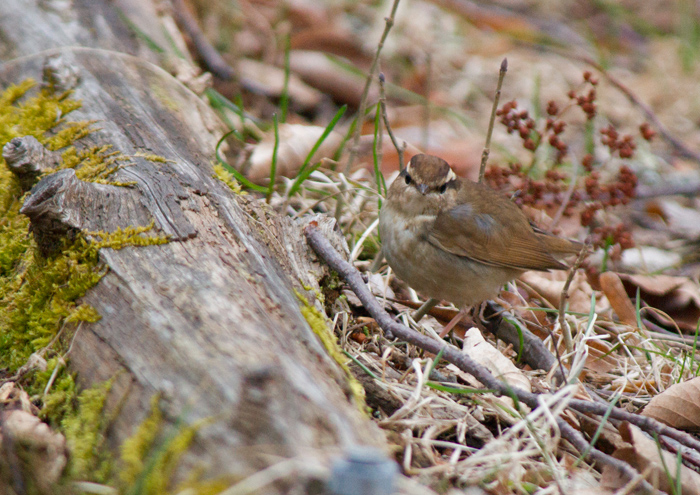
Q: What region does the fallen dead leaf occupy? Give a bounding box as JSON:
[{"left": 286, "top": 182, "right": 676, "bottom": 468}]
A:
[
  {"left": 602, "top": 422, "right": 700, "bottom": 494},
  {"left": 0, "top": 410, "right": 67, "bottom": 493},
  {"left": 599, "top": 271, "right": 637, "bottom": 326},
  {"left": 461, "top": 327, "right": 532, "bottom": 394},
  {"left": 446, "top": 328, "right": 532, "bottom": 418},
  {"left": 642, "top": 376, "right": 700, "bottom": 431},
  {"left": 237, "top": 58, "right": 323, "bottom": 111},
  {"left": 246, "top": 123, "right": 343, "bottom": 183},
  {"left": 585, "top": 338, "right": 620, "bottom": 375},
  {"left": 290, "top": 50, "right": 374, "bottom": 106},
  {"left": 618, "top": 273, "right": 700, "bottom": 333},
  {"left": 518, "top": 270, "right": 606, "bottom": 314}
]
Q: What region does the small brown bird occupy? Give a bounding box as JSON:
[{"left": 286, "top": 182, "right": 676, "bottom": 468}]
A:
[{"left": 379, "top": 154, "right": 580, "bottom": 333}]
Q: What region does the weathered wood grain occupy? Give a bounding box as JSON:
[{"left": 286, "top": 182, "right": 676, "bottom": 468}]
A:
[{"left": 0, "top": 46, "right": 383, "bottom": 488}]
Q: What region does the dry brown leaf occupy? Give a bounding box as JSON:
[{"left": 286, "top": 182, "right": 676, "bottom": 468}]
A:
[
  {"left": 0, "top": 410, "right": 67, "bottom": 493},
  {"left": 290, "top": 27, "right": 370, "bottom": 66},
  {"left": 646, "top": 198, "right": 700, "bottom": 238},
  {"left": 237, "top": 58, "right": 323, "bottom": 111},
  {"left": 618, "top": 273, "right": 700, "bottom": 333},
  {"left": 602, "top": 422, "right": 700, "bottom": 494},
  {"left": 290, "top": 50, "right": 374, "bottom": 106},
  {"left": 246, "top": 123, "right": 343, "bottom": 183},
  {"left": 585, "top": 338, "right": 620, "bottom": 375},
  {"left": 599, "top": 271, "right": 637, "bottom": 326},
  {"left": 518, "top": 270, "right": 605, "bottom": 314},
  {"left": 447, "top": 327, "right": 532, "bottom": 406},
  {"left": 642, "top": 377, "right": 700, "bottom": 431},
  {"left": 445, "top": 328, "right": 532, "bottom": 419},
  {"left": 461, "top": 327, "right": 532, "bottom": 394}
]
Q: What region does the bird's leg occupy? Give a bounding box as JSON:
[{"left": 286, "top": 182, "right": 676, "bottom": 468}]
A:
[
  {"left": 412, "top": 298, "right": 439, "bottom": 322},
  {"left": 438, "top": 306, "right": 468, "bottom": 338}
]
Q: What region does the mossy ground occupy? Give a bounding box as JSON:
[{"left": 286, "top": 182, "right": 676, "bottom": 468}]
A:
[{"left": 0, "top": 80, "right": 204, "bottom": 492}]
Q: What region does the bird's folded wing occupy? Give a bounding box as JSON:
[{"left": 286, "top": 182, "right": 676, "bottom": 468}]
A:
[{"left": 428, "top": 203, "right": 567, "bottom": 271}]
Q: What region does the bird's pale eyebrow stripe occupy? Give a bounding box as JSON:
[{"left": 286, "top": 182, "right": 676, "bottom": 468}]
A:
[{"left": 445, "top": 169, "right": 456, "bottom": 182}]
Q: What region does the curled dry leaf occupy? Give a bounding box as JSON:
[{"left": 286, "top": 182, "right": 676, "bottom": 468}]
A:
[
  {"left": 246, "top": 123, "right": 343, "bottom": 183},
  {"left": 462, "top": 328, "right": 532, "bottom": 394},
  {"left": 0, "top": 381, "right": 40, "bottom": 415},
  {"left": 0, "top": 410, "right": 68, "bottom": 493},
  {"left": 447, "top": 328, "right": 531, "bottom": 417},
  {"left": 642, "top": 376, "right": 700, "bottom": 431},
  {"left": 518, "top": 270, "right": 606, "bottom": 314},
  {"left": 599, "top": 271, "right": 637, "bottom": 326},
  {"left": 645, "top": 198, "right": 700, "bottom": 238},
  {"left": 617, "top": 273, "right": 700, "bottom": 333},
  {"left": 602, "top": 422, "right": 700, "bottom": 494}
]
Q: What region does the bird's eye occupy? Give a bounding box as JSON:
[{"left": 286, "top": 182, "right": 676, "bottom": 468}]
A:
[
  {"left": 404, "top": 173, "right": 412, "bottom": 185},
  {"left": 438, "top": 183, "right": 447, "bottom": 194}
]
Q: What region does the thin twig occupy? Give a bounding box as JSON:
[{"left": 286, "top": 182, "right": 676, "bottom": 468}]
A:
[
  {"left": 548, "top": 156, "right": 579, "bottom": 232},
  {"left": 305, "top": 224, "right": 700, "bottom": 458},
  {"left": 478, "top": 58, "right": 507, "bottom": 183},
  {"left": 304, "top": 223, "right": 653, "bottom": 491},
  {"left": 344, "top": 0, "right": 402, "bottom": 175},
  {"left": 635, "top": 181, "right": 700, "bottom": 199},
  {"left": 171, "top": 0, "right": 235, "bottom": 80},
  {"left": 379, "top": 73, "right": 407, "bottom": 171},
  {"left": 579, "top": 55, "right": 700, "bottom": 164}
]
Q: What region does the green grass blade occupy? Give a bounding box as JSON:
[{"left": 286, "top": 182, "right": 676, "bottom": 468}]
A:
[
  {"left": 372, "top": 107, "right": 387, "bottom": 206},
  {"left": 266, "top": 114, "right": 280, "bottom": 203},
  {"left": 426, "top": 382, "right": 496, "bottom": 395},
  {"left": 215, "top": 131, "right": 267, "bottom": 193},
  {"left": 280, "top": 34, "right": 291, "bottom": 123},
  {"left": 288, "top": 105, "right": 347, "bottom": 196}
]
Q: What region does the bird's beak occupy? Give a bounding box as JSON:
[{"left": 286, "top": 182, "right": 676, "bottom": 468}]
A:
[{"left": 416, "top": 183, "right": 429, "bottom": 195}]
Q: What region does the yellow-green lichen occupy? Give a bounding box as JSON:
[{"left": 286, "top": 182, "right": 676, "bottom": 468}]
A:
[
  {"left": 134, "top": 152, "right": 175, "bottom": 164},
  {"left": 62, "top": 378, "right": 115, "bottom": 481},
  {"left": 213, "top": 162, "right": 244, "bottom": 194},
  {"left": 0, "top": 77, "right": 206, "bottom": 493},
  {"left": 119, "top": 395, "right": 209, "bottom": 494},
  {"left": 295, "top": 290, "right": 366, "bottom": 412},
  {"left": 87, "top": 222, "right": 171, "bottom": 249},
  {"left": 0, "top": 80, "right": 169, "bottom": 431}
]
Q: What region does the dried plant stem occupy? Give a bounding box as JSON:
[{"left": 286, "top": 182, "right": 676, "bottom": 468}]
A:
[
  {"left": 422, "top": 52, "right": 432, "bottom": 151},
  {"left": 549, "top": 157, "right": 579, "bottom": 232},
  {"left": 478, "top": 58, "right": 507, "bottom": 183},
  {"left": 344, "top": 0, "right": 401, "bottom": 175},
  {"left": 558, "top": 246, "right": 589, "bottom": 354},
  {"left": 379, "top": 73, "right": 406, "bottom": 171},
  {"left": 304, "top": 223, "right": 655, "bottom": 491}
]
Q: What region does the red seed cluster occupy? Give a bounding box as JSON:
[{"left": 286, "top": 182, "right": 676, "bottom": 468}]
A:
[
  {"left": 488, "top": 70, "right": 640, "bottom": 257},
  {"left": 591, "top": 223, "right": 635, "bottom": 255},
  {"left": 497, "top": 100, "right": 539, "bottom": 151},
  {"left": 567, "top": 72, "right": 598, "bottom": 121},
  {"left": 545, "top": 116, "right": 568, "bottom": 164},
  {"left": 640, "top": 122, "right": 656, "bottom": 141},
  {"left": 580, "top": 165, "right": 637, "bottom": 227},
  {"left": 497, "top": 99, "right": 569, "bottom": 163},
  {"left": 485, "top": 163, "right": 567, "bottom": 208},
  {"left": 601, "top": 125, "right": 636, "bottom": 158}
]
